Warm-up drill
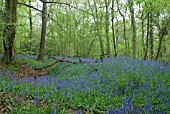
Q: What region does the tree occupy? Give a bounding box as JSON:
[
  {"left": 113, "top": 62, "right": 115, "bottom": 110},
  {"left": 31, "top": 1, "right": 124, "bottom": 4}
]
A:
[
  {"left": 88, "top": 0, "right": 105, "bottom": 57},
  {"left": 144, "top": 12, "right": 149, "bottom": 60},
  {"left": 0, "top": 1, "right": 4, "bottom": 53},
  {"left": 3, "top": 0, "right": 17, "bottom": 64},
  {"left": 37, "top": 0, "right": 47, "bottom": 61},
  {"left": 149, "top": 12, "right": 154, "bottom": 60},
  {"left": 111, "top": 0, "right": 117, "bottom": 56},
  {"left": 105, "top": 0, "right": 111, "bottom": 57},
  {"left": 128, "top": 0, "right": 136, "bottom": 59},
  {"left": 155, "top": 17, "right": 168, "bottom": 60},
  {"left": 28, "top": 0, "right": 33, "bottom": 56},
  {"left": 116, "top": 0, "right": 129, "bottom": 56}
]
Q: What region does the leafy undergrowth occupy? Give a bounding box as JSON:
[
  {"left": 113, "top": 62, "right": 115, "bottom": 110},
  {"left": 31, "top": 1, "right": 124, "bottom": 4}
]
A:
[{"left": 0, "top": 55, "right": 170, "bottom": 114}]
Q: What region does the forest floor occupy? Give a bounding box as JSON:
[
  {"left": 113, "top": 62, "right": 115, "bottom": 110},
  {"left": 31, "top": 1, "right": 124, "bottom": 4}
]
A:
[
  {"left": 0, "top": 56, "right": 170, "bottom": 114},
  {"left": 0, "top": 62, "right": 84, "bottom": 114}
]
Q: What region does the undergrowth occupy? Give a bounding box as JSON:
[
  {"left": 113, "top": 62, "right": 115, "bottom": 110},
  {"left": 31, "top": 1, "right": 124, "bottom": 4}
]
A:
[{"left": 0, "top": 56, "right": 170, "bottom": 114}]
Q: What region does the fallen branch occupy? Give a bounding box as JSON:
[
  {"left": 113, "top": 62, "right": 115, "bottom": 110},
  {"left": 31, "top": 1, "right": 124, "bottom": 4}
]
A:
[
  {"left": 34, "top": 56, "right": 77, "bottom": 71},
  {"left": 34, "top": 60, "right": 58, "bottom": 70},
  {"left": 35, "top": 56, "right": 103, "bottom": 71},
  {"left": 48, "top": 56, "right": 76, "bottom": 64}
]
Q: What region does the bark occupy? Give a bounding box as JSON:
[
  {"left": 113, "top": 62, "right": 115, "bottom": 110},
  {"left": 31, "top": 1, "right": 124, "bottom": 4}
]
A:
[
  {"left": 29, "top": 0, "right": 33, "bottom": 56},
  {"left": 3, "top": 0, "right": 17, "bottom": 64},
  {"left": 144, "top": 13, "right": 150, "bottom": 60},
  {"left": 128, "top": 0, "right": 137, "bottom": 59},
  {"left": 149, "top": 13, "right": 154, "bottom": 60},
  {"left": 115, "top": 17, "right": 119, "bottom": 50},
  {"left": 141, "top": 15, "right": 145, "bottom": 59},
  {"left": 37, "top": 0, "right": 47, "bottom": 61},
  {"left": 0, "top": 5, "right": 3, "bottom": 53},
  {"left": 155, "top": 32, "right": 163, "bottom": 60},
  {"left": 105, "top": 0, "right": 111, "bottom": 57},
  {"left": 111, "top": 0, "right": 117, "bottom": 56}
]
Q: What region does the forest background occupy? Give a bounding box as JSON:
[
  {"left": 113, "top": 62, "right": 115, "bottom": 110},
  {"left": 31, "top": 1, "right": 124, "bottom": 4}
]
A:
[{"left": 0, "top": 0, "right": 169, "bottom": 63}]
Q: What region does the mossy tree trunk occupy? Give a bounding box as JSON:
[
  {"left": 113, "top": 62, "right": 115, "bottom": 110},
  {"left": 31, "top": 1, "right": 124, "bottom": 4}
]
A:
[{"left": 3, "top": 0, "right": 17, "bottom": 64}]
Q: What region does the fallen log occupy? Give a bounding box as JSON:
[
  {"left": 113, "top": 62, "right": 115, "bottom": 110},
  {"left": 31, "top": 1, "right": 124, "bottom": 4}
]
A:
[
  {"left": 48, "top": 56, "right": 77, "bottom": 64},
  {"left": 35, "top": 56, "right": 103, "bottom": 71},
  {"left": 34, "top": 56, "right": 77, "bottom": 71}
]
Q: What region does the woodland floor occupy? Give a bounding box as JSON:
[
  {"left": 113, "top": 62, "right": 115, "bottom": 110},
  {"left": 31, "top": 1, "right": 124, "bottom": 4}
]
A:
[{"left": 0, "top": 62, "right": 86, "bottom": 114}]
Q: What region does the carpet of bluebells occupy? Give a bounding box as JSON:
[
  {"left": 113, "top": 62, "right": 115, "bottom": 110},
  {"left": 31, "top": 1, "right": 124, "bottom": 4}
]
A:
[{"left": 0, "top": 54, "right": 170, "bottom": 114}]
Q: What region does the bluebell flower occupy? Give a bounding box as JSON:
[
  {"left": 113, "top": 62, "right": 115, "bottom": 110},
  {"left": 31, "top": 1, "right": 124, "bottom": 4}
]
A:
[
  {"left": 57, "top": 83, "right": 62, "bottom": 91},
  {"left": 107, "top": 110, "right": 114, "bottom": 114},
  {"left": 145, "top": 97, "right": 152, "bottom": 112},
  {"left": 113, "top": 108, "right": 121, "bottom": 114},
  {"left": 124, "top": 96, "right": 134, "bottom": 112},
  {"left": 45, "top": 91, "right": 49, "bottom": 97},
  {"left": 9, "top": 70, "right": 13, "bottom": 78},
  {"left": 0, "top": 71, "right": 4, "bottom": 75},
  {"left": 64, "top": 91, "right": 69, "bottom": 97},
  {"left": 122, "top": 105, "right": 126, "bottom": 114},
  {"left": 134, "top": 89, "right": 138, "bottom": 95},
  {"left": 136, "top": 107, "right": 140, "bottom": 113},
  {"left": 130, "top": 81, "right": 136, "bottom": 88},
  {"left": 34, "top": 92, "right": 39, "bottom": 107},
  {"left": 77, "top": 109, "right": 82, "bottom": 114},
  {"left": 51, "top": 105, "right": 57, "bottom": 114},
  {"left": 109, "top": 92, "right": 115, "bottom": 98}
]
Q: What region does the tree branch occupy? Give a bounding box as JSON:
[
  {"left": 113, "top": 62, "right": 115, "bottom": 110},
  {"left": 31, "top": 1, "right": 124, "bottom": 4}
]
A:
[
  {"left": 17, "top": 2, "right": 67, "bottom": 32},
  {"left": 39, "top": 0, "right": 93, "bottom": 16}
]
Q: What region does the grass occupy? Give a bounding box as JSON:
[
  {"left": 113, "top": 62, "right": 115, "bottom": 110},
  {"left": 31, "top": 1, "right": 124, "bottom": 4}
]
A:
[{"left": 0, "top": 55, "right": 170, "bottom": 114}]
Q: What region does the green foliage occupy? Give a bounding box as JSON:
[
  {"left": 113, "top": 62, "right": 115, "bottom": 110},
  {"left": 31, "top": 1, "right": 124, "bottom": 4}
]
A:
[{"left": 0, "top": 56, "right": 170, "bottom": 113}]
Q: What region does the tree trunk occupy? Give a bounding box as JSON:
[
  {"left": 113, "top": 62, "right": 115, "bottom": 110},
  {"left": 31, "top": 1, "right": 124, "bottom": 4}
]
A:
[
  {"left": 111, "top": 0, "right": 117, "bottom": 57},
  {"left": 98, "top": 15, "right": 105, "bottom": 57},
  {"left": 149, "top": 13, "right": 154, "bottom": 60},
  {"left": 141, "top": 16, "right": 145, "bottom": 59},
  {"left": 3, "top": 0, "right": 17, "bottom": 64},
  {"left": 37, "top": 0, "right": 47, "bottom": 61},
  {"left": 87, "top": 39, "right": 95, "bottom": 57},
  {"left": 29, "top": 0, "right": 33, "bottom": 56},
  {"left": 105, "top": 0, "right": 111, "bottom": 57},
  {"left": 116, "top": 0, "right": 128, "bottom": 56},
  {"left": 0, "top": 6, "right": 3, "bottom": 53},
  {"left": 144, "top": 13, "right": 150, "bottom": 60},
  {"left": 155, "top": 33, "right": 163, "bottom": 60},
  {"left": 128, "top": 0, "right": 137, "bottom": 59},
  {"left": 89, "top": 0, "right": 105, "bottom": 56},
  {"left": 155, "top": 20, "right": 168, "bottom": 60}
]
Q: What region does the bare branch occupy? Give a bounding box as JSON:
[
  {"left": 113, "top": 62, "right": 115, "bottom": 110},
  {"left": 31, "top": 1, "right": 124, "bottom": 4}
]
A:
[
  {"left": 17, "top": 2, "right": 67, "bottom": 32},
  {"left": 39, "top": 0, "right": 93, "bottom": 16}
]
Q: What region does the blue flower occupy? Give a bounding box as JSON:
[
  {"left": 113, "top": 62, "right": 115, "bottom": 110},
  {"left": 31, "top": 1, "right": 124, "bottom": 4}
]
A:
[
  {"left": 51, "top": 105, "right": 57, "bottom": 114},
  {"left": 34, "top": 92, "right": 39, "bottom": 107},
  {"left": 77, "top": 109, "right": 82, "bottom": 114},
  {"left": 145, "top": 97, "right": 152, "bottom": 112},
  {"left": 57, "top": 83, "right": 62, "bottom": 91},
  {"left": 109, "top": 92, "right": 115, "bottom": 98}
]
